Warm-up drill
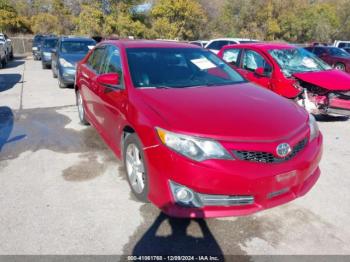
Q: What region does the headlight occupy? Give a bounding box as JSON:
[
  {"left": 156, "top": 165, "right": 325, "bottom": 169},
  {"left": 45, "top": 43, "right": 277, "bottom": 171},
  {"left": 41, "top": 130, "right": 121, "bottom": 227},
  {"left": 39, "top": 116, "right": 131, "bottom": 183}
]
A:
[
  {"left": 59, "top": 58, "right": 73, "bottom": 67},
  {"left": 156, "top": 127, "right": 233, "bottom": 161},
  {"left": 32, "top": 47, "right": 38, "bottom": 51},
  {"left": 309, "top": 114, "right": 319, "bottom": 141}
]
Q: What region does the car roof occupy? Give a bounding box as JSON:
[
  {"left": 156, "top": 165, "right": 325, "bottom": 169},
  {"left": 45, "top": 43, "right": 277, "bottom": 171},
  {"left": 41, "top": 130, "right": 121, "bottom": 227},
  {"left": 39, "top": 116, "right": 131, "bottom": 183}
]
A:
[
  {"left": 59, "top": 36, "right": 95, "bottom": 42},
  {"left": 43, "top": 37, "right": 58, "bottom": 40},
  {"left": 101, "top": 39, "right": 200, "bottom": 49},
  {"left": 208, "top": 38, "right": 259, "bottom": 42}
]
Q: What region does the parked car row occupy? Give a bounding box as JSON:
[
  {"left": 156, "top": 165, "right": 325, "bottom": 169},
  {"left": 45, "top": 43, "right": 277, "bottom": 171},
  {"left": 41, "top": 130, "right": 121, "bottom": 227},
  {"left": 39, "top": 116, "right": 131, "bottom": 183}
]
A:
[
  {"left": 32, "top": 35, "right": 349, "bottom": 218},
  {"left": 33, "top": 34, "right": 96, "bottom": 88}
]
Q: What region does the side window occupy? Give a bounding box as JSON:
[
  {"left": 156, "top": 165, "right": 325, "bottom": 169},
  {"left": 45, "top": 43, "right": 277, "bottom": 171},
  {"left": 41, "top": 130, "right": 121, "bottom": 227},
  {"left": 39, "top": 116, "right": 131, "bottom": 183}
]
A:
[
  {"left": 242, "top": 50, "right": 272, "bottom": 73},
  {"left": 87, "top": 47, "right": 106, "bottom": 73},
  {"left": 222, "top": 49, "right": 240, "bottom": 66},
  {"left": 101, "top": 46, "right": 122, "bottom": 74}
]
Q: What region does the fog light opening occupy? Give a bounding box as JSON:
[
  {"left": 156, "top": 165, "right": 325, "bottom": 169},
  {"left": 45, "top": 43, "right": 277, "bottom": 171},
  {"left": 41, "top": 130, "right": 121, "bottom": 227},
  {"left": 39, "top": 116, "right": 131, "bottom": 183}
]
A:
[
  {"left": 169, "top": 180, "right": 202, "bottom": 207},
  {"left": 175, "top": 187, "right": 193, "bottom": 203}
]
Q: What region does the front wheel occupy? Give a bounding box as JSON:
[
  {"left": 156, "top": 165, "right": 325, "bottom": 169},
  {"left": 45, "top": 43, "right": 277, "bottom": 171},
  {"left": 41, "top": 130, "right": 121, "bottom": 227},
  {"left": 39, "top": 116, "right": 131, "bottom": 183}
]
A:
[
  {"left": 123, "top": 133, "right": 149, "bottom": 202},
  {"left": 58, "top": 76, "right": 67, "bottom": 88}
]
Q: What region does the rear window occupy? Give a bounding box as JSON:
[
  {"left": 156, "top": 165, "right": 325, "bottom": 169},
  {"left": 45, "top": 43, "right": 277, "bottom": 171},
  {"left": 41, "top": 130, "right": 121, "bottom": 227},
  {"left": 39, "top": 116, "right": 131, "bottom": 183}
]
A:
[
  {"left": 43, "top": 39, "right": 58, "bottom": 48},
  {"left": 207, "top": 41, "right": 233, "bottom": 51}
]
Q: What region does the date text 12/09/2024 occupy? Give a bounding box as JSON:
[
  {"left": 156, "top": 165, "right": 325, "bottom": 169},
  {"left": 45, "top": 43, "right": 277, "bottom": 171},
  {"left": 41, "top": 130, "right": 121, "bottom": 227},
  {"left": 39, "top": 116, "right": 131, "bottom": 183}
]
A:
[{"left": 127, "top": 255, "right": 220, "bottom": 261}]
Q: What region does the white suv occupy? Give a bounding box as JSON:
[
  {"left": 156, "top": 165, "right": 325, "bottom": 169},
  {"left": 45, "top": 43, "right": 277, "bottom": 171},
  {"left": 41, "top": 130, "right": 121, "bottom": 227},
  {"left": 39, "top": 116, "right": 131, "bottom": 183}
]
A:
[
  {"left": 0, "top": 33, "right": 13, "bottom": 60},
  {"left": 205, "top": 38, "right": 259, "bottom": 54}
]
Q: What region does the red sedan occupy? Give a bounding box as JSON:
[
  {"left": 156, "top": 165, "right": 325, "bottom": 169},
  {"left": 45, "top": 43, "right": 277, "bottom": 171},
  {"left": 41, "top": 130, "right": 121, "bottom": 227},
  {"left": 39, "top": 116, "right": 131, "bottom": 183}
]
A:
[
  {"left": 75, "top": 40, "right": 322, "bottom": 218},
  {"left": 218, "top": 43, "right": 350, "bottom": 116}
]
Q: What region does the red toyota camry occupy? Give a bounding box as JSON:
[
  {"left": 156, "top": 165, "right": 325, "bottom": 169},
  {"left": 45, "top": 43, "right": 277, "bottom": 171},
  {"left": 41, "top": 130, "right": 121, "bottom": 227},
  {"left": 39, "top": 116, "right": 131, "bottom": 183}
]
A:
[
  {"left": 218, "top": 43, "right": 350, "bottom": 116},
  {"left": 75, "top": 40, "right": 322, "bottom": 218}
]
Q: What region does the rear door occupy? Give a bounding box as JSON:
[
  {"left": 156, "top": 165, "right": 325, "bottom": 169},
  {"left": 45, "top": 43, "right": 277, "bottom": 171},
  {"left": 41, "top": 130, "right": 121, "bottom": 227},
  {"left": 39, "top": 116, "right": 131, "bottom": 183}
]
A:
[
  {"left": 239, "top": 49, "right": 273, "bottom": 89},
  {"left": 94, "top": 45, "right": 127, "bottom": 149},
  {"left": 78, "top": 46, "right": 107, "bottom": 124}
]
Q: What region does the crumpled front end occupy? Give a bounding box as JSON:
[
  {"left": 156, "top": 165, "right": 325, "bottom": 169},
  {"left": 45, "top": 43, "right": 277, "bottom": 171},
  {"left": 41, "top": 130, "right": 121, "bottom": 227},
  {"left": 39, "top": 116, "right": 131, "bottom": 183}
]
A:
[{"left": 296, "top": 80, "right": 350, "bottom": 116}]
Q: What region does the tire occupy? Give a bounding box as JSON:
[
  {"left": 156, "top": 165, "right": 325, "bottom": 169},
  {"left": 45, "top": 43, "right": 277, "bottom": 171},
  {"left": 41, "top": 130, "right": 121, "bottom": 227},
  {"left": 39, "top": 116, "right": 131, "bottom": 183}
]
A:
[
  {"left": 123, "top": 133, "right": 149, "bottom": 202},
  {"left": 9, "top": 50, "right": 13, "bottom": 60},
  {"left": 42, "top": 63, "right": 47, "bottom": 69},
  {"left": 76, "top": 90, "right": 89, "bottom": 125},
  {"left": 52, "top": 67, "right": 57, "bottom": 78},
  {"left": 2, "top": 56, "right": 7, "bottom": 68},
  {"left": 58, "top": 76, "right": 66, "bottom": 88},
  {"left": 335, "top": 63, "right": 346, "bottom": 71}
]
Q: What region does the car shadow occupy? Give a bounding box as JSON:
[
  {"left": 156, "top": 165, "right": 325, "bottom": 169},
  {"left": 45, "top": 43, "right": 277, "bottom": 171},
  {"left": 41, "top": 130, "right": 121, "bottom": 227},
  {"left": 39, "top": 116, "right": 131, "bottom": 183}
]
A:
[
  {"left": 0, "top": 73, "right": 22, "bottom": 92},
  {"left": 315, "top": 114, "right": 349, "bottom": 122},
  {"left": 0, "top": 106, "right": 26, "bottom": 152},
  {"left": 130, "top": 204, "right": 225, "bottom": 259},
  {"left": 5, "top": 59, "right": 25, "bottom": 69}
]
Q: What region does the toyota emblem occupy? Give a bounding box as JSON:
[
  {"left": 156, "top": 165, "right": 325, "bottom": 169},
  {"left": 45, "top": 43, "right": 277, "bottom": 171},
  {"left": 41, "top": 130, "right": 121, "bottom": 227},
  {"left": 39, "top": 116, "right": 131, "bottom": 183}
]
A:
[{"left": 276, "top": 143, "right": 292, "bottom": 158}]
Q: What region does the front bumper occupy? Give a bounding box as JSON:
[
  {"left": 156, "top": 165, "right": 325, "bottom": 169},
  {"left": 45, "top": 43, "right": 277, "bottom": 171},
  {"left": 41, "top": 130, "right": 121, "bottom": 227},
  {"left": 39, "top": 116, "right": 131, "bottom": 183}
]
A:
[
  {"left": 144, "top": 133, "right": 323, "bottom": 218},
  {"left": 41, "top": 53, "right": 52, "bottom": 65},
  {"left": 327, "top": 97, "right": 350, "bottom": 116},
  {"left": 32, "top": 50, "right": 41, "bottom": 59},
  {"left": 59, "top": 67, "right": 76, "bottom": 85}
]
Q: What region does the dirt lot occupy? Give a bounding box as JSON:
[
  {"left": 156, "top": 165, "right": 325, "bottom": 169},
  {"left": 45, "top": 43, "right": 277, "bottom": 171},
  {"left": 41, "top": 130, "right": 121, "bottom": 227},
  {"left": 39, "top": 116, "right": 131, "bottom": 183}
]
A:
[{"left": 1, "top": 57, "right": 350, "bottom": 257}]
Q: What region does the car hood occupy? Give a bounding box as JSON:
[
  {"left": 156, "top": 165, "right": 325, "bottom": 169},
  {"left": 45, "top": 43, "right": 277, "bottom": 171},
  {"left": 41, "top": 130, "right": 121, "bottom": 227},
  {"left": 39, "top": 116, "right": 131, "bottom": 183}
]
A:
[
  {"left": 60, "top": 53, "right": 87, "bottom": 65},
  {"left": 293, "top": 70, "right": 350, "bottom": 91},
  {"left": 138, "top": 83, "right": 308, "bottom": 141}
]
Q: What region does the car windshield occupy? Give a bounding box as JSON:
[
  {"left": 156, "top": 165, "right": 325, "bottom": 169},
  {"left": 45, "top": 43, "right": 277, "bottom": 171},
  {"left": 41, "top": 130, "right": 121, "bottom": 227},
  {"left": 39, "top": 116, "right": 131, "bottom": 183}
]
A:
[
  {"left": 328, "top": 47, "right": 350, "bottom": 57},
  {"left": 269, "top": 47, "right": 331, "bottom": 77},
  {"left": 126, "top": 48, "right": 246, "bottom": 88},
  {"left": 43, "top": 39, "right": 57, "bottom": 48},
  {"left": 60, "top": 41, "right": 95, "bottom": 54},
  {"left": 34, "top": 36, "right": 43, "bottom": 45}
]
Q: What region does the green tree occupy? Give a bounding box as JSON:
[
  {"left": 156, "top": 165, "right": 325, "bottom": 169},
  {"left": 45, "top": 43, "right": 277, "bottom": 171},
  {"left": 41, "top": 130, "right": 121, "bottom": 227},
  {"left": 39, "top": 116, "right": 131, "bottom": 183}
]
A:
[
  {"left": 76, "top": 3, "right": 104, "bottom": 36},
  {"left": 151, "top": 0, "right": 207, "bottom": 40},
  {"left": 31, "top": 13, "right": 59, "bottom": 34},
  {"left": 0, "top": 0, "right": 29, "bottom": 32}
]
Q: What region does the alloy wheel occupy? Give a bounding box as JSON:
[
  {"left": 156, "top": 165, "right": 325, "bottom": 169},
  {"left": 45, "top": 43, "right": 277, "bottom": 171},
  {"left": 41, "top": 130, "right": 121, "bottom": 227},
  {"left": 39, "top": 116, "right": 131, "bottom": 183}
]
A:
[{"left": 125, "top": 143, "right": 145, "bottom": 194}]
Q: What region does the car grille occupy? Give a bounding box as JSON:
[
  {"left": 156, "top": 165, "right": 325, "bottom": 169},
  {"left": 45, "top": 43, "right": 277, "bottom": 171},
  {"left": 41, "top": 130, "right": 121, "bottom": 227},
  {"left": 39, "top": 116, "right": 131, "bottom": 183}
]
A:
[{"left": 233, "top": 138, "right": 308, "bottom": 163}]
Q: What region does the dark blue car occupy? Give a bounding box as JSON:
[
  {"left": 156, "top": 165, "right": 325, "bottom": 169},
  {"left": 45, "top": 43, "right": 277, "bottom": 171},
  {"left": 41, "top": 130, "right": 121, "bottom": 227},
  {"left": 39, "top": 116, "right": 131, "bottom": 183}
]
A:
[
  {"left": 52, "top": 36, "right": 96, "bottom": 88},
  {"left": 40, "top": 37, "right": 58, "bottom": 69}
]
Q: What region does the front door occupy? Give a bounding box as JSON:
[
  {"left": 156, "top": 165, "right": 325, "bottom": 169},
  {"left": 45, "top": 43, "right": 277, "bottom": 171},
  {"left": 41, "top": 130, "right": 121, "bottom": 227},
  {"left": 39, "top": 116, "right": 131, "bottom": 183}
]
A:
[{"left": 240, "top": 49, "right": 273, "bottom": 90}]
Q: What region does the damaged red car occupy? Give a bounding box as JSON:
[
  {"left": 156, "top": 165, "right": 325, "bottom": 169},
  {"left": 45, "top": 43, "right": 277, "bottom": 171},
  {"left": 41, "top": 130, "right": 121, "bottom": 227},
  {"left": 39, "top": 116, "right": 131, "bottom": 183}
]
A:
[
  {"left": 218, "top": 43, "right": 350, "bottom": 116},
  {"left": 75, "top": 40, "right": 322, "bottom": 218}
]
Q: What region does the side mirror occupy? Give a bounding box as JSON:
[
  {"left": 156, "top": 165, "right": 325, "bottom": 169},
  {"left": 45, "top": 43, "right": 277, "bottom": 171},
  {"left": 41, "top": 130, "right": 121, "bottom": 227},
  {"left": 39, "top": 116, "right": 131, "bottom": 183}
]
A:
[
  {"left": 254, "top": 67, "right": 268, "bottom": 77},
  {"left": 97, "top": 73, "right": 121, "bottom": 91}
]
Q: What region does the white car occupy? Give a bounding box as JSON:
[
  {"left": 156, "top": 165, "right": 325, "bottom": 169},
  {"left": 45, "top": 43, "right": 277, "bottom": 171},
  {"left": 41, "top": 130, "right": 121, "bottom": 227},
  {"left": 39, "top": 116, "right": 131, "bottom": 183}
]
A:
[
  {"left": 0, "top": 33, "right": 13, "bottom": 60},
  {"left": 205, "top": 38, "right": 259, "bottom": 54},
  {"left": 190, "top": 40, "right": 209, "bottom": 48},
  {"left": 0, "top": 41, "right": 7, "bottom": 68}
]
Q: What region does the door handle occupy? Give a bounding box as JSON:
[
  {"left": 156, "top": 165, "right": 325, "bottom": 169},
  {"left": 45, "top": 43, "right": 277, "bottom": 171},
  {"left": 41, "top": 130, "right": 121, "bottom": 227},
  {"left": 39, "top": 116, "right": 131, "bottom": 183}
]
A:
[{"left": 82, "top": 72, "right": 89, "bottom": 79}]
